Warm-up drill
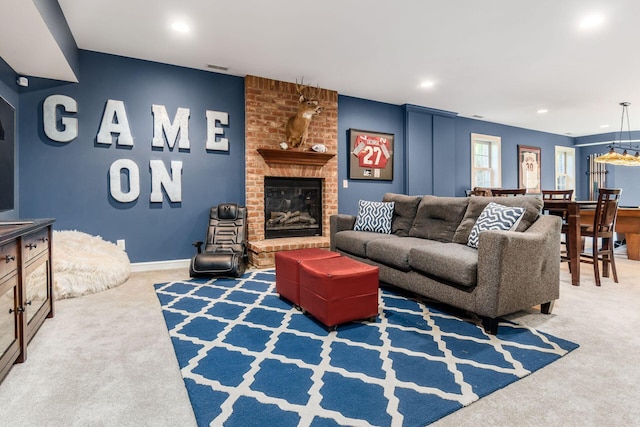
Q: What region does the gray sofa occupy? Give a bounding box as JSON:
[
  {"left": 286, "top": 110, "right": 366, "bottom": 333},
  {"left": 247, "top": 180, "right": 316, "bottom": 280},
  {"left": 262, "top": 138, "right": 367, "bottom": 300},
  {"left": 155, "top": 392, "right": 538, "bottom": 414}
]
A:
[{"left": 330, "top": 193, "right": 561, "bottom": 334}]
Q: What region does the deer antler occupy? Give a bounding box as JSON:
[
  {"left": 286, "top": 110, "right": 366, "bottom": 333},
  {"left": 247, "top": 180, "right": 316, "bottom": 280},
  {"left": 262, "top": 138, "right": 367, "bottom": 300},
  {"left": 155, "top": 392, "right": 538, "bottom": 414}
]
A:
[
  {"left": 295, "top": 77, "right": 320, "bottom": 100},
  {"left": 295, "top": 77, "right": 310, "bottom": 99}
]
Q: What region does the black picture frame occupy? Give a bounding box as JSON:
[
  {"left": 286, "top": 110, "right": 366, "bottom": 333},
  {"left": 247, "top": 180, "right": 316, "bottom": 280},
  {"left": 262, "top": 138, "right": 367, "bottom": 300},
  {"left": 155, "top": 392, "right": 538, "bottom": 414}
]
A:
[
  {"left": 348, "top": 129, "right": 394, "bottom": 180},
  {"left": 518, "top": 144, "right": 541, "bottom": 194}
]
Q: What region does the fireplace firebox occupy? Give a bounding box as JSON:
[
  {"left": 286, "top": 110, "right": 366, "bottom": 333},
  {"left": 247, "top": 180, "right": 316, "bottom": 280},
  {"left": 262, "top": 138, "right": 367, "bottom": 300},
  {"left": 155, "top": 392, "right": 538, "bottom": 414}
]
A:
[{"left": 264, "top": 177, "right": 322, "bottom": 239}]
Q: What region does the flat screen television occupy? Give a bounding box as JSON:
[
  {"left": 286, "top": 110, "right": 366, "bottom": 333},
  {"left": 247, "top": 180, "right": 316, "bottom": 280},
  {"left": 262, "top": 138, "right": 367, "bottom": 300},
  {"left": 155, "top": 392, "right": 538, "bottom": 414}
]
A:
[{"left": 0, "top": 94, "right": 15, "bottom": 212}]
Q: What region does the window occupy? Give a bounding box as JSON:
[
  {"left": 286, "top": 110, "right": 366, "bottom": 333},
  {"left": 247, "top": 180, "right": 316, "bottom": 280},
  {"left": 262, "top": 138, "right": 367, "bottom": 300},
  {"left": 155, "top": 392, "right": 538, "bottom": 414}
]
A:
[
  {"left": 555, "top": 146, "right": 575, "bottom": 192},
  {"left": 471, "top": 133, "right": 501, "bottom": 189}
]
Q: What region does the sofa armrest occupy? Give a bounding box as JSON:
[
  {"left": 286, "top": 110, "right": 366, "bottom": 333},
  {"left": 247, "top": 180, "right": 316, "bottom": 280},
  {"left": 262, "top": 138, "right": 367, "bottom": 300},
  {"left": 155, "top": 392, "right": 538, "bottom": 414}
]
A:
[
  {"left": 330, "top": 214, "right": 357, "bottom": 251},
  {"left": 474, "top": 214, "right": 562, "bottom": 318}
]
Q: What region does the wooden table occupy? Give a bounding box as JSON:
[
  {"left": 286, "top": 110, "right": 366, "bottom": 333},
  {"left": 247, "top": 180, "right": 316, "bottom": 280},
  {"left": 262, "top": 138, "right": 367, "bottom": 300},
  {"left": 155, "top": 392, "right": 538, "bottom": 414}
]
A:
[
  {"left": 543, "top": 200, "right": 596, "bottom": 286},
  {"left": 579, "top": 207, "right": 640, "bottom": 261}
]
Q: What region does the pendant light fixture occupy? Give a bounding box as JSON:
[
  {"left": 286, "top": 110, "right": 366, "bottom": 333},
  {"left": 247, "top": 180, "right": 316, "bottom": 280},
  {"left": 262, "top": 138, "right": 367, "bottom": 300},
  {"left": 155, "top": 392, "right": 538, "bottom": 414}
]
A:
[{"left": 595, "top": 102, "right": 640, "bottom": 166}]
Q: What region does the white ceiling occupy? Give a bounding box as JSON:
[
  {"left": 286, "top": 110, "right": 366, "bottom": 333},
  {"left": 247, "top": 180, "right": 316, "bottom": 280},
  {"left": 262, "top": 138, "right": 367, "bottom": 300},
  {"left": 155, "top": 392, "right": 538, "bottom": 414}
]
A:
[
  {"left": 0, "top": 0, "right": 77, "bottom": 82},
  {"left": 4, "top": 0, "right": 640, "bottom": 137}
]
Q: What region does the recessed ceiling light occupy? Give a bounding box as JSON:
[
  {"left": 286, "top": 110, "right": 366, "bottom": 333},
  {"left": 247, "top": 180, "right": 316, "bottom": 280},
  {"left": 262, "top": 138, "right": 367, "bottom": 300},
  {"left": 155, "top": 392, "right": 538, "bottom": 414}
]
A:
[
  {"left": 579, "top": 13, "right": 605, "bottom": 30},
  {"left": 600, "top": 124, "right": 610, "bottom": 128},
  {"left": 171, "top": 22, "right": 190, "bottom": 33},
  {"left": 420, "top": 81, "right": 435, "bottom": 89},
  {"left": 537, "top": 109, "right": 548, "bottom": 114}
]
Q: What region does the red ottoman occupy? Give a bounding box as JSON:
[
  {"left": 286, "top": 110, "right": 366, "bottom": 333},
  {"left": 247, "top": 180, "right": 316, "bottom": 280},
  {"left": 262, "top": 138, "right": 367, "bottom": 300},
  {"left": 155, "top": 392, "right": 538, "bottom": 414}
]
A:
[
  {"left": 299, "top": 256, "right": 379, "bottom": 329},
  {"left": 275, "top": 248, "right": 341, "bottom": 306}
]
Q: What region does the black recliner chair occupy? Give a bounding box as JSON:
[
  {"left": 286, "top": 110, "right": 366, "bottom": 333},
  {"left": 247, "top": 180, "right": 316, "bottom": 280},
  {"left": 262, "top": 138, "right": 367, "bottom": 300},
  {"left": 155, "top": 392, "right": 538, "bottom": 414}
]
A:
[{"left": 190, "top": 203, "right": 248, "bottom": 278}]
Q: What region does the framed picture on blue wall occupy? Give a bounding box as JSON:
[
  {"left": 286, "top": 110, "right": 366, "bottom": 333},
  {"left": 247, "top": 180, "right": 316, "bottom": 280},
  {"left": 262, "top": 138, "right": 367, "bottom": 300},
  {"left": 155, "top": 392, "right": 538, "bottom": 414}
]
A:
[
  {"left": 348, "top": 129, "right": 394, "bottom": 180},
  {"left": 518, "top": 144, "right": 541, "bottom": 194}
]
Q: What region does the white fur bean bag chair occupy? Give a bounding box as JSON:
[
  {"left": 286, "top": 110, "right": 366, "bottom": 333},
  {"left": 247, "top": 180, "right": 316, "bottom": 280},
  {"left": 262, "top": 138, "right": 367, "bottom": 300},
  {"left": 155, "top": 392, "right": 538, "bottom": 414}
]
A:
[{"left": 29, "top": 230, "right": 131, "bottom": 300}]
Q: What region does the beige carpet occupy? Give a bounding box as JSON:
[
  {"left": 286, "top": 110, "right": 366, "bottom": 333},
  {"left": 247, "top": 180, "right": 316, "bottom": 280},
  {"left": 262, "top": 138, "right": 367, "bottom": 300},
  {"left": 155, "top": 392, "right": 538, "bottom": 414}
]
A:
[{"left": 1, "top": 249, "right": 639, "bottom": 426}]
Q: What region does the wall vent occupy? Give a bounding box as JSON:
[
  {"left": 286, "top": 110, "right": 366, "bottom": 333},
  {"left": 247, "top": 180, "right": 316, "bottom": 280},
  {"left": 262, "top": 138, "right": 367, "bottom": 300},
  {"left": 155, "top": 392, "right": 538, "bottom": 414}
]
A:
[{"left": 207, "top": 64, "right": 229, "bottom": 71}]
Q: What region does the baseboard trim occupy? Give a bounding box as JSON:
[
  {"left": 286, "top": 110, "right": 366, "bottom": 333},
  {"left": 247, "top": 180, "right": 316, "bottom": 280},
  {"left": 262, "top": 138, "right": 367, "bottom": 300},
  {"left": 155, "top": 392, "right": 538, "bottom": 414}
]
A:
[{"left": 131, "top": 259, "right": 190, "bottom": 272}]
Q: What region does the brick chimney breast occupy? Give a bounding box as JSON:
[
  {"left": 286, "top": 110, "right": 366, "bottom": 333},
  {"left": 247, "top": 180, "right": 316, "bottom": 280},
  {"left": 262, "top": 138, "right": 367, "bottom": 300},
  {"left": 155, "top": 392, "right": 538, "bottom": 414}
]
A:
[{"left": 245, "top": 76, "right": 338, "bottom": 267}]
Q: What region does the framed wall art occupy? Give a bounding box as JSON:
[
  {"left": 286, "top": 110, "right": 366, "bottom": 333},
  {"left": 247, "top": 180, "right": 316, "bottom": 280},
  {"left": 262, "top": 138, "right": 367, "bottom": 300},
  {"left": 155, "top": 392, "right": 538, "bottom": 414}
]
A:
[
  {"left": 348, "top": 129, "right": 394, "bottom": 180},
  {"left": 518, "top": 144, "right": 541, "bottom": 194}
]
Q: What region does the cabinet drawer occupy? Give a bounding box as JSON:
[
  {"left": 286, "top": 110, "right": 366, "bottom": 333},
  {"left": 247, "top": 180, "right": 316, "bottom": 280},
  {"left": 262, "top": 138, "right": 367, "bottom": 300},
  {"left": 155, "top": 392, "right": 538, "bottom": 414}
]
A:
[
  {"left": 22, "top": 229, "right": 49, "bottom": 263},
  {"left": 0, "top": 240, "right": 18, "bottom": 281}
]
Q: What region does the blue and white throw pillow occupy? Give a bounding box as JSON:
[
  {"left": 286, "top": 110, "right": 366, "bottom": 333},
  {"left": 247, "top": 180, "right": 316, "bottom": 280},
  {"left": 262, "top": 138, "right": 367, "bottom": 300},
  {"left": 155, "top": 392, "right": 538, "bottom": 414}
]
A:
[
  {"left": 467, "top": 202, "right": 525, "bottom": 249},
  {"left": 354, "top": 200, "right": 395, "bottom": 234}
]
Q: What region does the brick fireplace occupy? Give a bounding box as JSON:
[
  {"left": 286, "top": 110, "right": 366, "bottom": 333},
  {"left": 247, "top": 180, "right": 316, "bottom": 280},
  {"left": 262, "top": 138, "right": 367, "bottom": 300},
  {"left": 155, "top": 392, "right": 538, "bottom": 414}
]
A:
[{"left": 244, "top": 75, "right": 338, "bottom": 267}]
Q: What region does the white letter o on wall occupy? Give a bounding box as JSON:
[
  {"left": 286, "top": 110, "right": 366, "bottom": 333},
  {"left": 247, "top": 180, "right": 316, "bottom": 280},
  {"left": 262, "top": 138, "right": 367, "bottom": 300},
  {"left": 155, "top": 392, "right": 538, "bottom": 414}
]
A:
[{"left": 109, "top": 159, "right": 140, "bottom": 202}]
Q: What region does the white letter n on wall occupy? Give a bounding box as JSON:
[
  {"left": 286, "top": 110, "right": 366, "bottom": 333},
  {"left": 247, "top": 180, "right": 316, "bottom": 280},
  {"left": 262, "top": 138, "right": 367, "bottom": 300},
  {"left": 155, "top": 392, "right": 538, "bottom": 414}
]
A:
[
  {"left": 152, "top": 105, "right": 190, "bottom": 150},
  {"left": 150, "top": 160, "right": 183, "bottom": 203}
]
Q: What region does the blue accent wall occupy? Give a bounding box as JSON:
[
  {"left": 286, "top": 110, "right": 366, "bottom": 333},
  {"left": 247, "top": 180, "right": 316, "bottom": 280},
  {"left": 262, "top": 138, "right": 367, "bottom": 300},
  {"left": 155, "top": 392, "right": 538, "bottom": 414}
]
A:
[
  {"left": 404, "top": 105, "right": 434, "bottom": 196},
  {"left": 18, "top": 50, "right": 245, "bottom": 262},
  {"left": 403, "top": 105, "right": 458, "bottom": 197},
  {"left": 336, "top": 95, "right": 576, "bottom": 216},
  {"left": 454, "top": 117, "right": 575, "bottom": 196},
  {"left": 337, "top": 95, "right": 405, "bottom": 215},
  {"left": 433, "top": 114, "right": 457, "bottom": 196},
  {"left": 612, "top": 165, "right": 640, "bottom": 207}
]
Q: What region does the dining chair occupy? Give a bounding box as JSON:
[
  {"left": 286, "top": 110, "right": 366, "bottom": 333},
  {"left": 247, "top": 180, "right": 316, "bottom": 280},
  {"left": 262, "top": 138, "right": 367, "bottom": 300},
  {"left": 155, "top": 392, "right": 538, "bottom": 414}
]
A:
[
  {"left": 490, "top": 188, "right": 527, "bottom": 197},
  {"left": 542, "top": 189, "right": 574, "bottom": 201},
  {"left": 470, "top": 187, "right": 493, "bottom": 196},
  {"left": 542, "top": 189, "right": 574, "bottom": 219},
  {"left": 542, "top": 189, "right": 575, "bottom": 268},
  {"left": 578, "top": 188, "right": 622, "bottom": 286}
]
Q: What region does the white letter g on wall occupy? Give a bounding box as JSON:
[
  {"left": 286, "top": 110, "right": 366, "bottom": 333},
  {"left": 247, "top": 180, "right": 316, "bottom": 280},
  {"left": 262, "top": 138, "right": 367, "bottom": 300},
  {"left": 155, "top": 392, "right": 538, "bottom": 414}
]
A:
[{"left": 43, "top": 94, "right": 78, "bottom": 142}]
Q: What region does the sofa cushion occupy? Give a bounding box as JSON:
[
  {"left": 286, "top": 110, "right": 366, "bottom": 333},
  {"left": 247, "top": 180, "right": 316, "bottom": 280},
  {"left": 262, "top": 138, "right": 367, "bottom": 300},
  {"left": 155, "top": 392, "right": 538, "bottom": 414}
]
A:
[
  {"left": 452, "top": 195, "right": 542, "bottom": 244},
  {"left": 408, "top": 196, "right": 469, "bottom": 242},
  {"left": 353, "top": 200, "right": 395, "bottom": 234},
  {"left": 467, "top": 202, "right": 525, "bottom": 249},
  {"left": 409, "top": 243, "right": 479, "bottom": 289},
  {"left": 334, "top": 230, "right": 398, "bottom": 257},
  {"left": 382, "top": 193, "right": 423, "bottom": 237},
  {"left": 367, "top": 237, "right": 438, "bottom": 271}
]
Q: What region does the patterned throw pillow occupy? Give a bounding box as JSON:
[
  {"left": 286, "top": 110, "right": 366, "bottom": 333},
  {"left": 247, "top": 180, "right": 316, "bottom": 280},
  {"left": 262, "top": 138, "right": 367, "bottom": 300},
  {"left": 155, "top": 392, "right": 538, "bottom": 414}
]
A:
[
  {"left": 467, "top": 202, "right": 525, "bottom": 249},
  {"left": 354, "top": 200, "right": 395, "bottom": 234}
]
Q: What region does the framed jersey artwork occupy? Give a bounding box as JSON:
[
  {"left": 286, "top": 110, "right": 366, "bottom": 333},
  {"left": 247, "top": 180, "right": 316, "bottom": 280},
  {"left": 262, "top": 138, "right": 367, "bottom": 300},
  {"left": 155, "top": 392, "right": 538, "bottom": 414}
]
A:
[{"left": 348, "top": 129, "right": 394, "bottom": 180}]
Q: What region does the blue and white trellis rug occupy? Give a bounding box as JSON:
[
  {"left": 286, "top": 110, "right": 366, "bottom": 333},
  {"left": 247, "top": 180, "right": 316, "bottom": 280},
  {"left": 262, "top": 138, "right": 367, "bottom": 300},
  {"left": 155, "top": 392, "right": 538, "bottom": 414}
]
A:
[{"left": 154, "top": 270, "right": 578, "bottom": 427}]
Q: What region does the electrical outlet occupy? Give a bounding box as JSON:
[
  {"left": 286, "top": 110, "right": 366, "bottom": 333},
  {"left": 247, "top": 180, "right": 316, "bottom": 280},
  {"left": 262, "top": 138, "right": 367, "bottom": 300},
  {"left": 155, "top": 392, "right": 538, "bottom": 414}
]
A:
[
  {"left": 343, "top": 179, "right": 348, "bottom": 189},
  {"left": 117, "top": 239, "right": 126, "bottom": 250}
]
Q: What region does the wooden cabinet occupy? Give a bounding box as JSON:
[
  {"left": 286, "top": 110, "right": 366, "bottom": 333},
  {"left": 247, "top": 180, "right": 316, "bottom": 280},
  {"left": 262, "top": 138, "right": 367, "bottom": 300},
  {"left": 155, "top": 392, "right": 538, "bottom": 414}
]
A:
[
  {"left": 0, "top": 245, "right": 20, "bottom": 383},
  {"left": 0, "top": 219, "right": 55, "bottom": 383}
]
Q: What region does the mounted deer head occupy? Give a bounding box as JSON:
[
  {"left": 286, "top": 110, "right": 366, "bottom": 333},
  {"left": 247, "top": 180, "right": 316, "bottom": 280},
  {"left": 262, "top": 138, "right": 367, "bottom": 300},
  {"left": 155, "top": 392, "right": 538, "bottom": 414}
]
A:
[{"left": 285, "top": 78, "right": 322, "bottom": 149}]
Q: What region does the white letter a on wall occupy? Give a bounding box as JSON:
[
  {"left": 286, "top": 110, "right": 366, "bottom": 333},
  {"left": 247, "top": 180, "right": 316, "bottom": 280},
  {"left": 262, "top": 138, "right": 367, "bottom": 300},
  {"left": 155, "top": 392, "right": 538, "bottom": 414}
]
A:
[{"left": 97, "top": 99, "right": 134, "bottom": 146}]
